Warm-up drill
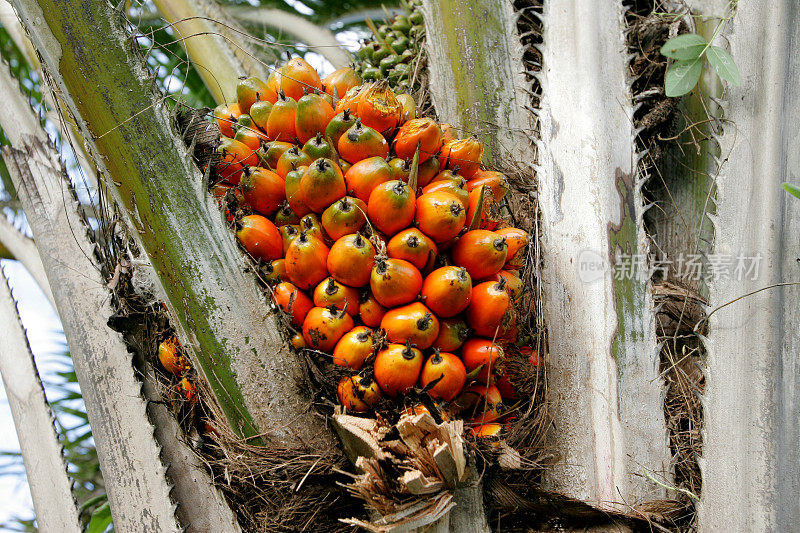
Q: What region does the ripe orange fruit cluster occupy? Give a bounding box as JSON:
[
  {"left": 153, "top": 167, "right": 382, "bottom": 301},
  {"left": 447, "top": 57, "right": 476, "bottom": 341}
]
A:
[
  {"left": 157, "top": 336, "right": 196, "bottom": 401},
  {"left": 212, "top": 57, "right": 541, "bottom": 434}
]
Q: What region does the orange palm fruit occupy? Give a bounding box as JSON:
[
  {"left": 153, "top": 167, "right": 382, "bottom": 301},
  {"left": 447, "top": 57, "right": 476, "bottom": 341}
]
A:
[
  {"left": 213, "top": 102, "right": 241, "bottom": 138},
  {"left": 466, "top": 279, "right": 513, "bottom": 337},
  {"left": 396, "top": 93, "right": 416, "bottom": 121},
  {"left": 421, "top": 176, "right": 469, "bottom": 209},
  {"left": 439, "top": 137, "right": 485, "bottom": 178},
  {"left": 249, "top": 100, "right": 274, "bottom": 133},
  {"left": 291, "top": 333, "right": 306, "bottom": 349},
  {"left": 271, "top": 57, "right": 323, "bottom": 101},
  {"left": 325, "top": 109, "right": 357, "bottom": 148},
  {"left": 415, "top": 191, "right": 466, "bottom": 243},
  {"left": 338, "top": 119, "right": 389, "bottom": 164},
  {"left": 451, "top": 230, "right": 508, "bottom": 279},
  {"left": 486, "top": 270, "right": 523, "bottom": 302},
  {"left": 344, "top": 156, "right": 394, "bottom": 203},
  {"left": 393, "top": 118, "right": 443, "bottom": 163},
  {"left": 284, "top": 231, "right": 330, "bottom": 290},
  {"left": 367, "top": 180, "right": 415, "bottom": 236},
  {"left": 430, "top": 168, "right": 463, "bottom": 183},
  {"left": 285, "top": 165, "right": 312, "bottom": 217},
  {"left": 337, "top": 373, "right": 382, "bottom": 412},
  {"left": 420, "top": 266, "right": 472, "bottom": 318},
  {"left": 419, "top": 351, "right": 467, "bottom": 401},
  {"left": 237, "top": 76, "right": 277, "bottom": 114},
  {"left": 332, "top": 326, "right": 374, "bottom": 369},
  {"left": 359, "top": 291, "right": 387, "bottom": 327},
  {"left": 302, "top": 133, "right": 334, "bottom": 161},
  {"left": 439, "top": 123, "right": 456, "bottom": 143},
  {"left": 471, "top": 423, "right": 503, "bottom": 438},
  {"left": 374, "top": 343, "right": 423, "bottom": 398},
  {"left": 158, "top": 337, "right": 190, "bottom": 376},
  {"left": 380, "top": 302, "right": 440, "bottom": 350},
  {"left": 466, "top": 170, "right": 509, "bottom": 201},
  {"left": 278, "top": 224, "right": 300, "bottom": 254},
  {"left": 260, "top": 140, "right": 294, "bottom": 170},
  {"left": 266, "top": 91, "right": 298, "bottom": 143},
  {"left": 263, "top": 258, "right": 288, "bottom": 283},
  {"left": 302, "top": 305, "right": 354, "bottom": 352},
  {"left": 432, "top": 317, "right": 470, "bottom": 352},
  {"left": 295, "top": 91, "right": 335, "bottom": 144},
  {"left": 236, "top": 214, "right": 283, "bottom": 262},
  {"left": 299, "top": 213, "right": 327, "bottom": 243},
  {"left": 239, "top": 167, "right": 285, "bottom": 217},
  {"left": 274, "top": 202, "right": 300, "bottom": 226},
  {"left": 334, "top": 84, "right": 368, "bottom": 114},
  {"left": 276, "top": 146, "right": 312, "bottom": 179},
  {"left": 321, "top": 196, "right": 368, "bottom": 240},
  {"left": 216, "top": 136, "right": 258, "bottom": 185},
  {"left": 177, "top": 377, "right": 196, "bottom": 402},
  {"left": 461, "top": 338, "right": 504, "bottom": 382},
  {"left": 495, "top": 227, "right": 529, "bottom": 270},
  {"left": 357, "top": 80, "right": 403, "bottom": 136},
  {"left": 386, "top": 228, "right": 437, "bottom": 271},
  {"left": 322, "top": 67, "right": 362, "bottom": 100},
  {"left": 234, "top": 115, "right": 268, "bottom": 151},
  {"left": 327, "top": 233, "right": 376, "bottom": 288},
  {"left": 272, "top": 281, "right": 314, "bottom": 328},
  {"left": 465, "top": 185, "right": 499, "bottom": 230},
  {"left": 388, "top": 157, "right": 411, "bottom": 182},
  {"left": 464, "top": 384, "right": 503, "bottom": 423},
  {"left": 370, "top": 257, "right": 422, "bottom": 308},
  {"left": 417, "top": 157, "right": 441, "bottom": 188},
  {"left": 313, "top": 277, "right": 360, "bottom": 316},
  {"left": 300, "top": 158, "right": 347, "bottom": 213}
]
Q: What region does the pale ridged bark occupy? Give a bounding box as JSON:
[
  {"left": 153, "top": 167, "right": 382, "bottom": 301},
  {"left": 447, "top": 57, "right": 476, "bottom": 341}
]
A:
[
  {"left": 0, "top": 271, "right": 81, "bottom": 533},
  {"left": 535, "top": 0, "right": 670, "bottom": 508},
  {"left": 9, "top": 0, "right": 331, "bottom": 446},
  {"left": 698, "top": 1, "right": 800, "bottom": 530},
  {"left": 0, "top": 215, "right": 53, "bottom": 306}
]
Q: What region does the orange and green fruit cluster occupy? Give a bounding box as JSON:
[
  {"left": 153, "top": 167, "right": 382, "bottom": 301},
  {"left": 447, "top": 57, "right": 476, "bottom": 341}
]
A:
[
  {"left": 211, "top": 57, "right": 540, "bottom": 435},
  {"left": 157, "top": 336, "right": 196, "bottom": 402}
]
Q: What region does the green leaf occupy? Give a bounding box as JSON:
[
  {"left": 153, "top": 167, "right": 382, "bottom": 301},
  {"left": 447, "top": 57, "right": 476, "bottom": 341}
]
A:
[
  {"left": 660, "top": 33, "right": 707, "bottom": 60},
  {"left": 665, "top": 58, "right": 703, "bottom": 97},
  {"left": 86, "top": 502, "right": 113, "bottom": 533},
  {"left": 783, "top": 182, "right": 800, "bottom": 200},
  {"left": 706, "top": 45, "right": 741, "bottom": 86}
]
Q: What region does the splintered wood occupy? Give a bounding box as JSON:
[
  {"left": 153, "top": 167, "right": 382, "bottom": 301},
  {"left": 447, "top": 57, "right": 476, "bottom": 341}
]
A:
[{"left": 333, "top": 409, "right": 468, "bottom": 532}]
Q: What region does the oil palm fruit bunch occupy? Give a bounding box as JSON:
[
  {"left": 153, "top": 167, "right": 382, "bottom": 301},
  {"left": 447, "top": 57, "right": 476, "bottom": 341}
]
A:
[
  {"left": 354, "top": 0, "right": 425, "bottom": 94},
  {"left": 210, "top": 55, "right": 539, "bottom": 437}
]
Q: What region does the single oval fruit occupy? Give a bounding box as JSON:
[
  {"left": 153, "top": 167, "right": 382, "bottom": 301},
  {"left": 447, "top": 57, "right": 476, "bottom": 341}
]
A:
[
  {"left": 213, "top": 102, "right": 241, "bottom": 138},
  {"left": 464, "top": 384, "right": 503, "bottom": 423},
  {"left": 236, "top": 214, "right": 283, "bottom": 262},
  {"left": 158, "top": 337, "right": 190, "bottom": 376},
  {"left": 495, "top": 227, "right": 529, "bottom": 270},
  {"left": 451, "top": 230, "right": 508, "bottom": 279},
  {"left": 322, "top": 67, "right": 362, "bottom": 100},
  {"left": 302, "top": 132, "right": 334, "bottom": 161},
  {"left": 334, "top": 84, "right": 367, "bottom": 114},
  {"left": 278, "top": 224, "right": 300, "bottom": 254},
  {"left": 461, "top": 338, "right": 504, "bottom": 382},
  {"left": 249, "top": 100, "right": 274, "bottom": 133},
  {"left": 233, "top": 116, "right": 268, "bottom": 151},
  {"left": 337, "top": 373, "right": 382, "bottom": 412},
  {"left": 421, "top": 176, "right": 469, "bottom": 209},
  {"left": 284, "top": 231, "right": 330, "bottom": 290},
  {"left": 327, "top": 233, "right": 376, "bottom": 288},
  {"left": 325, "top": 109, "right": 357, "bottom": 148},
  {"left": 466, "top": 185, "right": 499, "bottom": 231},
  {"left": 417, "top": 157, "right": 441, "bottom": 188},
  {"left": 381, "top": 302, "right": 440, "bottom": 349},
  {"left": 357, "top": 80, "right": 403, "bottom": 135},
  {"left": 471, "top": 423, "right": 503, "bottom": 439},
  {"left": 177, "top": 377, "right": 196, "bottom": 402},
  {"left": 394, "top": 118, "right": 442, "bottom": 163},
  {"left": 420, "top": 351, "right": 467, "bottom": 401},
  {"left": 302, "top": 305, "right": 354, "bottom": 352},
  {"left": 386, "top": 228, "right": 437, "bottom": 271},
  {"left": 344, "top": 156, "right": 394, "bottom": 203},
  {"left": 388, "top": 157, "right": 411, "bottom": 182},
  {"left": 396, "top": 93, "right": 416, "bottom": 121},
  {"left": 486, "top": 270, "right": 523, "bottom": 302},
  {"left": 295, "top": 91, "right": 335, "bottom": 144},
  {"left": 420, "top": 266, "right": 472, "bottom": 318},
  {"left": 266, "top": 91, "right": 298, "bottom": 143},
  {"left": 274, "top": 202, "right": 300, "bottom": 226},
  {"left": 367, "top": 180, "right": 415, "bottom": 236},
  {"left": 299, "top": 213, "right": 327, "bottom": 243},
  {"left": 439, "top": 137, "right": 484, "bottom": 178},
  {"left": 276, "top": 146, "right": 312, "bottom": 179},
  {"left": 237, "top": 76, "right": 277, "bottom": 114},
  {"left": 273, "top": 281, "right": 314, "bottom": 328},
  {"left": 333, "top": 326, "right": 375, "bottom": 369},
  {"left": 374, "top": 343, "right": 423, "bottom": 398},
  {"left": 262, "top": 258, "right": 288, "bottom": 283},
  {"left": 338, "top": 119, "right": 389, "bottom": 164},
  {"left": 271, "top": 57, "right": 323, "bottom": 101},
  {"left": 370, "top": 257, "right": 422, "bottom": 308},
  {"left": 291, "top": 333, "right": 306, "bottom": 349},
  {"left": 466, "top": 279, "right": 512, "bottom": 337},
  {"left": 432, "top": 317, "right": 471, "bottom": 352},
  {"left": 239, "top": 167, "right": 285, "bottom": 217},
  {"left": 313, "top": 277, "right": 360, "bottom": 316},
  {"left": 301, "top": 158, "right": 347, "bottom": 213},
  {"left": 261, "top": 140, "right": 294, "bottom": 170},
  {"left": 321, "top": 196, "right": 368, "bottom": 240},
  {"left": 359, "top": 291, "right": 387, "bottom": 328},
  {"left": 466, "top": 170, "right": 509, "bottom": 201},
  {"left": 415, "top": 191, "right": 466, "bottom": 243},
  {"left": 216, "top": 136, "right": 258, "bottom": 185},
  {"left": 285, "top": 165, "right": 312, "bottom": 217}
]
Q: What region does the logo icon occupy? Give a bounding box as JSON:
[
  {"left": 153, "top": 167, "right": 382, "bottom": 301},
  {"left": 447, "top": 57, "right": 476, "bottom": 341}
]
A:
[{"left": 577, "top": 249, "right": 608, "bottom": 284}]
